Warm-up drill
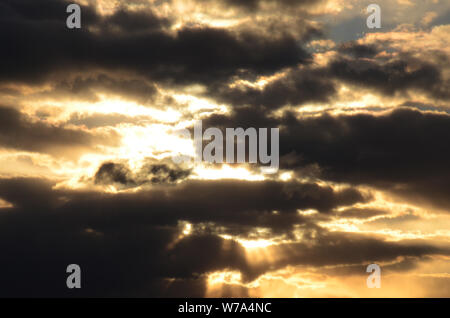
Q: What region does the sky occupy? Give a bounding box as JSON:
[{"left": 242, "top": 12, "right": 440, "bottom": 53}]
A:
[{"left": 0, "top": 0, "right": 449, "bottom": 297}]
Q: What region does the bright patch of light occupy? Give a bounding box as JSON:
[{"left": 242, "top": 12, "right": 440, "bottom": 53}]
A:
[
  {"left": 192, "top": 164, "right": 265, "bottom": 181},
  {"left": 208, "top": 270, "right": 242, "bottom": 286},
  {"left": 172, "top": 93, "right": 229, "bottom": 114},
  {"left": 279, "top": 171, "right": 293, "bottom": 181},
  {"left": 182, "top": 222, "right": 192, "bottom": 236},
  {"left": 43, "top": 96, "right": 182, "bottom": 123},
  {"left": 298, "top": 209, "right": 318, "bottom": 216},
  {"left": 221, "top": 234, "right": 275, "bottom": 249}
]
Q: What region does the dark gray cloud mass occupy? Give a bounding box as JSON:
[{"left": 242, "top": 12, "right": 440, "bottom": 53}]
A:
[
  {"left": 208, "top": 68, "right": 336, "bottom": 110},
  {"left": 337, "top": 42, "right": 379, "bottom": 58},
  {"left": 48, "top": 73, "right": 159, "bottom": 104},
  {"left": 94, "top": 161, "right": 192, "bottom": 187},
  {"left": 0, "top": 177, "right": 446, "bottom": 296},
  {"left": 0, "top": 106, "right": 119, "bottom": 156},
  {"left": 279, "top": 108, "right": 450, "bottom": 209},
  {"left": 204, "top": 107, "right": 450, "bottom": 210},
  {"left": 327, "top": 56, "right": 450, "bottom": 100},
  {"left": 0, "top": 0, "right": 311, "bottom": 87},
  {"left": 206, "top": 55, "right": 448, "bottom": 112},
  {"left": 204, "top": 52, "right": 448, "bottom": 113}
]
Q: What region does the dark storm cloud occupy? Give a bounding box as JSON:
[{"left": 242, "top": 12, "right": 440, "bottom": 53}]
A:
[
  {"left": 0, "top": 106, "right": 119, "bottom": 156},
  {"left": 0, "top": 0, "right": 310, "bottom": 86},
  {"left": 102, "top": 8, "right": 171, "bottom": 32},
  {"left": 0, "top": 218, "right": 247, "bottom": 297},
  {"left": 278, "top": 108, "right": 450, "bottom": 210},
  {"left": 0, "top": 176, "right": 366, "bottom": 237},
  {"left": 327, "top": 55, "right": 450, "bottom": 100},
  {"left": 0, "top": 177, "right": 248, "bottom": 297},
  {"left": 0, "top": 0, "right": 97, "bottom": 21},
  {"left": 47, "top": 73, "right": 158, "bottom": 104},
  {"left": 0, "top": 177, "right": 60, "bottom": 209},
  {"left": 69, "top": 178, "right": 367, "bottom": 231},
  {"left": 0, "top": 0, "right": 165, "bottom": 30},
  {"left": 0, "top": 205, "right": 213, "bottom": 297},
  {"left": 337, "top": 41, "right": 379, "bottom": 58},
  {"left": 204, "top": 46, "right": 448, "bottom": 111},
  {"left": 203, "top": 106, "right": 450, "bottom": 210},
  {"left": 0, "top": 176, "right": 446, "bottom": 296},
  {"left": 0, "top": 176, "right": 353, "bottom": 296},
  {"left": 145, "top": 163, "right": 192, "bottom": 184},
  {"left": 208, "top": 67, "right": 336, "bottom": 110},
  {"left": 94, "top": 160, "right": 192, "bottom": 187},
  {"left": 166, "top": 234, "right": 248, "bottom": 279},
  {"left": 94, "top": 162, "right": 135, "bottom": 185}
]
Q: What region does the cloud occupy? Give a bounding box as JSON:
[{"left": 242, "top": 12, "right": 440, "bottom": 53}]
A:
[
  {"left": 204, "top": 41, "right": 448, "bottom": 112},
  {"left": 0, "top": 106, "right": 119, "bottom": 156},
  {"left": 279, "top": 108, "right": 450, "bottom": 210},
  {"left": 94, "top": 160, "right": 192, "bottom": 187},
  {"left": 94, "top": 162, "right": 134, "bottom": 186},
  {"left": 0, "top": 176, "right": 367, "bottom": 235},
  {"left": 327, "top": 55, "right": 449, "bottom": 100},
  {"left": 46, "top": 73, "right": 158, "bottom": 104},
  {"left": 208, "top": 67, "right": 336, "bottom": 110},
  {"left": 203, "top": 106, "right": 450, "bottom": 210},
  {"left": 244, "top": 230, "right": 448, "bottom": 280},
  {"left": 0, "top": 0, "right": 310, "bottom": 86},
  {"left": 100, "top": 7, "right": 171, "bottom": 32},
  {"left": 337, "top": 41, "right": 379, "bottom": 58},
  {"left": 0, "top": 176, "right": 446, "bottom": 296}
]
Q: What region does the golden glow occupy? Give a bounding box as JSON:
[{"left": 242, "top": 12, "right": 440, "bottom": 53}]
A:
[
  {"left": 279, "top": 171, "right": 293, "bottom": 181},
  {"left": 221, "top": 235, "right": 275, "bottom": 249},
  {"left": 206, "top": 257, "right": 450, "bottom": 298},
  {"left": 208, "top": 270, "right": 242, "bottom": 286},
  {"left": 0, "top": 198, "right": 13, "bottom": 209},
  {"left": 298, "top": 209, "right": 318, "bottom": 216},
  {"left": 182, "top": 222, "right": 193, "bottom": 236},
  {"left": 171, "top": 93, "right": 229, "bottom": 114},
  {"left": 192, "top": 164, "right": 265, "bottom": 181}
]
